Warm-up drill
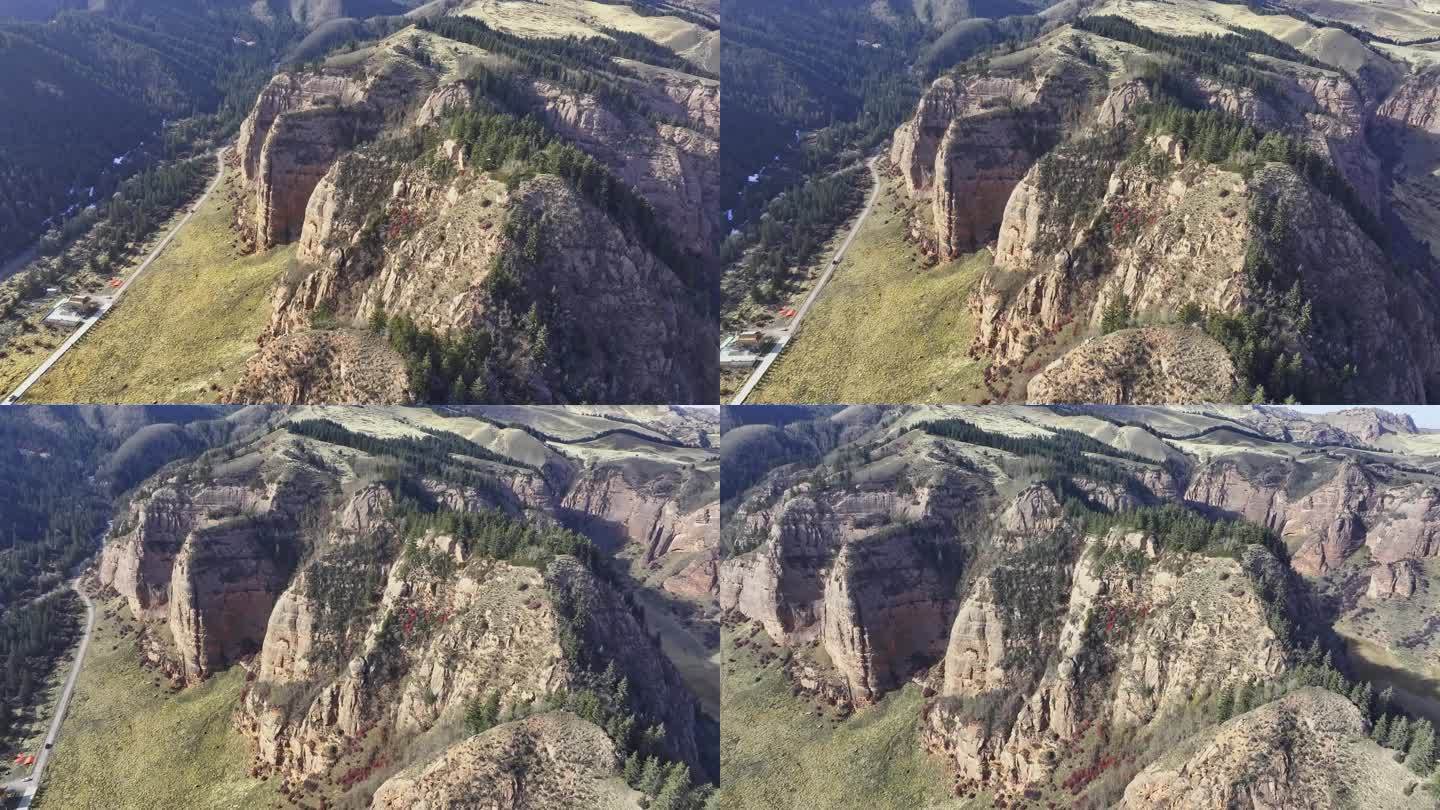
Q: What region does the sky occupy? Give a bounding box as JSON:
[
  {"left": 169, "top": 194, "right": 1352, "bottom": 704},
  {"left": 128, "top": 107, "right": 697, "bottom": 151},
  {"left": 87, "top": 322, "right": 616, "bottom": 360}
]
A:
[{"left": 1287, "top": 405, "right": 1440, "bottom": 430}]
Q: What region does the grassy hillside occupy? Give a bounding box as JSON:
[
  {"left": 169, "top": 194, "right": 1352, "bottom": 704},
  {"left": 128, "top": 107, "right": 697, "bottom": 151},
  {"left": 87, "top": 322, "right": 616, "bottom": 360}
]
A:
[
  {"left": 719, "top": 623, "right": 970, "bottom": 809},
  {"left": 25, "top": 160, "right": 294, "bottom": 403},
  {"left": 750, "top": 170, "right": 989, "bottom": 403},
  {"left": 34, "top": 592, "right": 282, "bottom": 810}
]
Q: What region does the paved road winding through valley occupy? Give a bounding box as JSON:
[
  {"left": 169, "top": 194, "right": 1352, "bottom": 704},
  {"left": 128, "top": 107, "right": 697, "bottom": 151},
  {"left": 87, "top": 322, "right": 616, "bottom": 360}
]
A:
[
  {"left": 731, "top": 156, "right": 883, "bottom": 404},
  {"left": 3, "top": 580, "right": 96, "bottom": 809},
  {"left": 4, "top": 149, "right": 228, "bottom": 405}
]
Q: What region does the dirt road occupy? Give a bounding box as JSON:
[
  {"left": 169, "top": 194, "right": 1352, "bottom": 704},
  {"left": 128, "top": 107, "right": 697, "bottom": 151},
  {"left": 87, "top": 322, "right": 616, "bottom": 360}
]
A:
[{"left": 731, "top": 156, "right": 883, "bottom": 404}]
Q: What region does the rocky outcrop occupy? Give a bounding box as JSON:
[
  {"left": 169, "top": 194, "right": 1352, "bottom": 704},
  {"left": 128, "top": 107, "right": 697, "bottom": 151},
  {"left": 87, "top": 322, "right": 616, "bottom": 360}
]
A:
[
  {"left": 1368, "top": 559, "right": 1420, "bottom": 599},
  {"left": 90, "top": 407, "right": 717, "bottom": 806},
  {"left": 237, "top": 57, "right": 432, "bottom": 249},
  {"left": 1026, "top": 326, "right": 1238, "bottom": 404},
  {"left": 890, "top": 38, "right": 1102, "bottom": 257},
  {"left": 529, "top": 73, "right": 720, "bottom": 259},
  {"left": 1186, "top": 456, "right": 1440, "bottom": 576},
  {"left": 241, "top": 555, "right": 576, "bottom": 780},
  {"left": 1118, "top": 689, "right": 1426, "bottom": 809},
  {"left": 167, "top": 514, "right": 300, "bottom": 682},
  {"left": 238, "top": 146, "right": 717, "bottom": 403},
  {"left": 223, "top": 18, "right": 722, "bottom": 405},
  {"left": 99, "top": 444, "right": 334, "bottom": 682},
  {"left": 99, "top": 487, "right": 193, "bottom": 619},
  {"left": 224, "top": 329, "right": 413, "bottom": 405},
  {"left": 370, "top": 712, "right": 640, "bottom": 810},
  {"left": 546, "top": 556, "right": 704, "bottom": 768},
  {"left": 719, "top": 496, "right": 837, "bottom": 645},
  {"left": 821, "top": 522, "right": 964, "bottom": 704},
  {"left": 1377, "top": 66, "right": 1440, "bottom": 135},
  {"left": 972, "top": 137, "right": 1440, "bottom": 402},
  {"left": 973, "top": 140, "right": 1255, "bottom": 376},
  {"left": 924, "top": 535, "right": 1292, "bottom": 793},
  {"left": 1313, "top": 407, "right": 1420, "bottom": 441},
  {"left": 561, "top": 463, "right": 719, "bottom": 601},
  {"left": 884, "top": 19, "right": 1440, "bottom": 401}
]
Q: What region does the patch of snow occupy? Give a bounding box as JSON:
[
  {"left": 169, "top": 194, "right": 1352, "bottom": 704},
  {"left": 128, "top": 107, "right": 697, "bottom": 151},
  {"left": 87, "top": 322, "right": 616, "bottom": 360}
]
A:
[{"left": 726, "top": 209, "right": 733, "bottom": 222}]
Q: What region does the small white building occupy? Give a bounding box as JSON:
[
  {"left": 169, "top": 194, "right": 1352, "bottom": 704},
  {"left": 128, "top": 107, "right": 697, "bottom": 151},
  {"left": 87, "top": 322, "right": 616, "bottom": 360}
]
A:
[
  {"left": 43, "top": 295, "right": 96, "bottom": 326},
  {"left": 721, "top": 335, "right": 764, "bottom": 370}
]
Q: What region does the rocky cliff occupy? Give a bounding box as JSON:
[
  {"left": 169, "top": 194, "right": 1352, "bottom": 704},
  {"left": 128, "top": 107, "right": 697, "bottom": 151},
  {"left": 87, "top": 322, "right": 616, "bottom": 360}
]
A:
[
  {"left": 370, "top": 712, "right": 642, "bottom": 810},
  {"left": 225, "top": 13, "right": 720, "bottom": 404},
  {"left": 1117, "top": 689, "right": 1424, "bottom": 809},
  {"left": 99, "top": 440, "right": 332, "bottom": 683},
  {"left": 719, "top": 405, "right": 1440, "bottom": 807},
  {"left": 236, "top": 57, "right": 431, "bottom": 250},
  {"left": 94, "top": 407, "right": 718, "bottom": 806},
  {"left": 883, "top": 11, "right": 1440, "bottom": 403},
  {"left": 890, "top": 30, "right": 1107, "bottom": 258}
]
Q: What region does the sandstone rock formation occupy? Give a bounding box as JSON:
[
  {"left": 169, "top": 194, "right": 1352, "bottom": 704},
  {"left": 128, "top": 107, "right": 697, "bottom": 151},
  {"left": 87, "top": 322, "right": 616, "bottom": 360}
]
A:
[
  {"left": 883, "top": 14, "right": 1440, "bottom": 402},
  {"left": 1025, "top": 327, "right": 1237, "bottom": 404},
  {"left": 719, "top": 406, "right": 1440, "bottom": 805},
  {"left": 225, "top": 14, "right": 720, "bottom": 404},
  {"left": 1118, "top": 689, "right": 1422, "bottom": 809},
  {"left": 95, "top": 407, "right": 718, "bottom": 803},
  {"left": 890, "top": 30, "right": 1105, "bottom": 258},
  {"left": 370, "top": 712, "right": 641, "bottom": 810}
]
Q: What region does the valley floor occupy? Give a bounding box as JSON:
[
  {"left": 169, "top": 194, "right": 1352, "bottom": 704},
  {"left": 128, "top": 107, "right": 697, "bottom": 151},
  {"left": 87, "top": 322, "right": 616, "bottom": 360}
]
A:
[
  {"left": 748, "top": 165, "right": 990, "bottom": 404},
  {"left": 33, "top": 590, "right": 281, "bottom": 810},
  {"left": 718, "top": 622, "right": 969, "bottom": 810},
  {"left": 23, "top": 158, "right": 293, "bottom": 404}
]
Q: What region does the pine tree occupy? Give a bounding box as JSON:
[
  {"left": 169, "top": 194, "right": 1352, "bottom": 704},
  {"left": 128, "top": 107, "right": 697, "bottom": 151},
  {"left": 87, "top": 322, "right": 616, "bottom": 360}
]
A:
[
  {"left": 652, "top": 763, "right": 693, "bottom": 810},
  {"left": 638, "top": 756, "right": 665, "bottom": 796},
  {"left": 1389, "top": 716, "right": 1412, "bottom": 751},
  {"left": 1379, "top": 686, "right": 1395, "bottom": 716},
  {"left": 623, "top": 752, "right": 644, "bottom": 786},
  {"left": 1408, "top": 720, "right": 1436, "bottom": 774},
  {"left": 1351, "top": 681, "right": 1373, "bottom": 719},
  {"left": 1234, "top": 681, "right": 1254, "bottom": 715},
  {"left": 1216, "top": 684, "right": 1235, "bottom": 722},
  {"left": 1374, "top": 714, "right": 1392, "bottom": 744}
]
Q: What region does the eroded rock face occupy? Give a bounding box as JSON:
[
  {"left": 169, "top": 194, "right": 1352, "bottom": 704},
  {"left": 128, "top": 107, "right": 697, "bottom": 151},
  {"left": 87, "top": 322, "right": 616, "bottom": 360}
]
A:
[
  {"left": 167, "top": 515, "right": 300, "bottom": 682},
  {"left": 1118, "top": 689, "right": 1420, "bottom": 810},
  {"left": 241, "top": 555, "right": 576, "bottom": 780},
  {"left": 224, "top": 25, "right": 721, "bottom": 405},
  {"left": 238, "top": 156, "right": 717, "bottom": 404},
  {"left": 973, "top": 139, "right": 1440, "bottom": 402},
  {"left": 821, "top": 523, "right": 964, "bottom": 703},
  {"left": 561, "top": 464, "right": 719, "bottom": 600},
  {"left": 974, "top": 143, "right": 1255, "bottom": 377},
  {"left": 370, "top": 712, "right": 639, "bottom": 810},
  {"left": 1378, "top": 66, "right": 1440, "bottom": 135},
  {"left": 1185, "top": 457, "right": 1440, "bottom": 576},
  {"left": 719, "top": 496, "right": 838, "bottom": 645},
  {"left": 1026, "top": 327, "right": 1238, "bottom": 404},
  {"left": 530, "top": 73, "right": 720, "bottom": 260},
  {"left": 224, "top": 329, "right": 413, "bottom": 406},
  {"left": 891, "top": 41, "right": 1102, "bottom": 258},
  {"left": 237, "top": 60, "right": 431, "bottom": 249},
  {"left": 1368, "top": 560, "right": 1420, "bottom": 599},
  {"left": 924, "top": 537, "right": 1293, "bottom": 793},
  {"left": 99, "top": 447, "right": 333, "bottom": 682},
  {"left": 721, "top": 463, "right": 993, "bottom": 704},
  {"left": 888, "top": 26, "right": 1440, "bottom": 401},
  {"left": 99, "top": 487, "right": 193, "bottom": 619}
]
